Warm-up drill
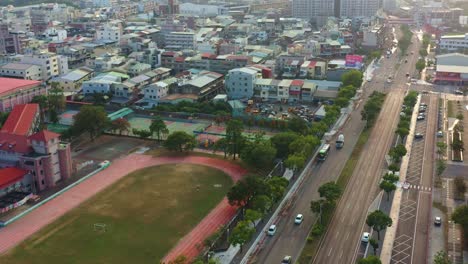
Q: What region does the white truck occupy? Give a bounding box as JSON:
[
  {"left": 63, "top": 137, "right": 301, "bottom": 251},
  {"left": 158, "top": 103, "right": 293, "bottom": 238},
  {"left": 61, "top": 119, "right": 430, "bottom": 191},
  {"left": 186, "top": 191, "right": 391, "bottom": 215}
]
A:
[{"left": 336, "top": 134, "right": 344, "bottom": 149}]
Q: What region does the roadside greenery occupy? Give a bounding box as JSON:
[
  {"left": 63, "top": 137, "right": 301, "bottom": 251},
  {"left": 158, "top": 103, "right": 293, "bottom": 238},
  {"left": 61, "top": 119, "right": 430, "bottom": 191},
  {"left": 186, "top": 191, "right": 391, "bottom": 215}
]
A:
[
  {"left": 366, "top": 210, "right": 393, "bottom": 240},
  {"left": 398, "top": 25, "right": 413, "bottom": 55},
  {"left": 358, "top": 255, "right": 382, "bottom": 264},
  {"left": 154, "top": 101, "right": 231, "bottom": 116},
  {"left": 361, "top": 91, "right": 386, "bottom": 128}
]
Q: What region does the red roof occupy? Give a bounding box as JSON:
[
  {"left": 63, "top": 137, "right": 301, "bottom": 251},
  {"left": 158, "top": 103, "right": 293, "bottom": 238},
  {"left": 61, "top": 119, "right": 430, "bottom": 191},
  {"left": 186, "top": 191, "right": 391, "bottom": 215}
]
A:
[
  {"left": 291, "top": 80, "right": 304, "bottom": 86},
  {"left": 0, "top": 78, "right": 41, "bottom": 96},
  {"left": 29, "top": 130, "right": 60, "bottom": 143},
  {"left": 308, "top": 61, "right": 317, "bottom": 68},
  {"left": 1, "top": 104, "right": 39, "bottom": 136},
  {"left": 162, "top": 51, "right": 176, "bottom": 57},
  {"left": 0, "top": 167, "right": 27, "bottom": 189},
  {"left": 0, "top": 133, "right": 31, "bottom": 154},
  {"left": 201, "top": 53, "right": 217, "bottom": 59}
]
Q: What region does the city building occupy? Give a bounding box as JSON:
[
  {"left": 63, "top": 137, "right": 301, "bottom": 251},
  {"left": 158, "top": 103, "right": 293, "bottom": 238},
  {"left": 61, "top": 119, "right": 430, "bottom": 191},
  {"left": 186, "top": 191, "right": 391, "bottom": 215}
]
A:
[
  {"left": 0, "top": 23, "right": 26, "bottom": 54},
  {"left": 165, "top": 32, "right": 195, "bottom": 50},
  {"left": 0, "top": 104, "right": 73, "bottom": 194},
  {"left": 340, "top": 0, "right": 382, "bottom": 18},
  {"left": 179, "top": 3, "right": 228, "bottom": 17},
  {"left": 82, "top": 72, "right": 129, "bottom": 95},
  {"left": 434, "top": 53, "right": 468, "bottom": 85},
  {"left": 225, "top": 67, "right": 258, "bottom": 100},
  {"left": 95, "top": 24, "right": 122, "bottom": 43},
  {"left": 140, "top": 81, "right": 170, "bottom": 108},
  {"left": 174, "top": 71, "right": 224, "bottom": 101},
  {"left": 16, "top": 53, "right": 69, "bottom": 80},
  {"left": 0, "top": 78, "right": 45, "bottom": 112},
  {"left": 292, "top": 0, "right": 336, "bottom": 27},
  {"left": 0, "top": 63, "right": 42, "bottom": 80},
  {"left": 50, "top": 67, "right": 94, "bottom": 94},
  {"left": 362, "top": 23, "right": 385, "bottom": 48},
  {"left": 161, "top": 52, "right": 250, "bottom": 74},
  {"left": 438, "top": 33, "right": 468, "bottom": 53}
]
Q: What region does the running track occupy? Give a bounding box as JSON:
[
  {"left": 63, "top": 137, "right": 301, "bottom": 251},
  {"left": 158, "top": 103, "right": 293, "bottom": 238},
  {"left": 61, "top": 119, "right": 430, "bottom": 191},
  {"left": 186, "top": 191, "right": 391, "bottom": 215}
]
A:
[{"left": 0, "top": 154, "right": 247, "bottom": 263}]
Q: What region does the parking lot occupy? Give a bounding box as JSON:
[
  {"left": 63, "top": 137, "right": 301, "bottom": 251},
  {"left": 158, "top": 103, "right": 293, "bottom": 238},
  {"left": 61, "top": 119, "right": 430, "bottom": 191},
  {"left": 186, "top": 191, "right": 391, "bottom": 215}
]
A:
[{"left": 245, "top": 101, "right": 322, "bottom": 122}]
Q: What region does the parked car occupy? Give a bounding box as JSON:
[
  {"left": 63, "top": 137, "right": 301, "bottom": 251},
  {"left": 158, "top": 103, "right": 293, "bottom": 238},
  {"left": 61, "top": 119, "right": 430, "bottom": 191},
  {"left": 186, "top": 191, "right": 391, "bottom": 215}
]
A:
[
  {"left": 434, "top": 216, "right": 442, "bottom": 226},
  {"left": 437, "top": 131, "right": 444, "bottom": 137},
  {"left": 267, "top": 224, "right": 277, "bottom": 236},
  {"left": 417, "top": 114, "right": 425, "bottom": 121},
  {"left": 415, "top": 133, "right": 424, "bottom": 139},
  {"left": 294, "top": 214, "right": 304, "bottom": 225},
  {"left": 361, "top": 232, "right": 370, "bottom": 243}
]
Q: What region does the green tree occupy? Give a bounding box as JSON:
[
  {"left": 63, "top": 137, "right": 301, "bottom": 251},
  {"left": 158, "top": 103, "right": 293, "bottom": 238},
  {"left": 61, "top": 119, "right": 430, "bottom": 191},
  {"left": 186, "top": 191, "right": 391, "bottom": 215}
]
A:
[
  {"left": 396, "top": 127, "right": 409, "bottom": 138},
  {"left": 457, "top": 113, "right": 464, "bottom": 121},
  {"left": 289, "top": 135, "right": 320, "bottom": 156},
  {"left": 31, "top": 95, "right": 49, "bottom": 121},
  {"left": 433, "top": 250, "right": 452, "bottom": 264},
  {"left": 366, "top": 210, "right": 392, "bottom": 240},
  {"left": 452, "top": 138, "right": 465, "bottom": 152},
  {"left": 383, "top": 173, "right": 399, "bottom": 183},
  {"left": 342, "top": 69, "right": 364, "bottom": 88},
  {"left": 251, "top": 195, "right": 272, "bottom": 214},
  {"left": 389, "top": 144, "right": 407, "bottom": 162},
  {"left": 225, "top": 119, "right": 244, "bottom": 159},
  {"left": 388, "top": 163, "right": 400, "bottom": 173},
  {"left": 213, "top": 138, "right": 228, "bottom": 158},
  {"left": 267, "top": 176, "right": 289, "bottom": 202},
  {"left": 241, "top": 139, "right": 277, "bottom": 169},
  {"left": 369, "top": 238, "right": 379, "bottom": 255},
  {"left": 132, "top": 129, "right": 152, "bottom": 139},
  {"left": 311, "top": 199, "right": 334, "bottom": 224},
  {"left": 227, "top": 180, "right": 251, "bottom": 206},
  {"left": 48, "top": 86, "right": 66, "bottom": 113},
  {"left": 416, "top": 59, "right": 426, "bottom": 73},
  {"left": 454, "top": 176, "right": 466, "bottom": 200},
  {"left": 452, "top": 205, "right": 468, "bottom": 227},
  {"left": 288, "top": 117, "right": 308, "bottom": 135},
  {"left": 70, "top": 105, "right": 110, "bottom": 141},
  {"left": 285, "top": 153, "right": 306, "bottom": 170},
  {"left": 335, "top": 97, "right": 350, "bottom": 108},
  {"left": 111, "top": 118, "right": 130, "bottom": 135},
  {"left": 229, "top": 220, "right": 255, "bottom": 252},
  {"left": 245, "top": 209, "right": 262, "bottom": 227},
  {"left": 419, "top": 49, "right": 428, "bottom": 57},
  {"left": 318, "top": 181, "right": 342, "bottom": 202},
  {"left": 358, "top": 255, "right": 382, "bottom": 264},
  {"left": 370, "top": 50, "right": 382, "bottom": 60},
  {"left": 437, "top": 142, "right": 447, "bottom": 155},
  {"left": 149, "top": 117, "right": 169, "bottom": 141},
  {"left": 270, "top": 132, "right": 299, "bottom": 158},
  {"left": 437, "top": 159, "right": 446, "bottom": 176},
  {"left": 380, "top": 180, "right": 396, "bottom": 201},
  {"left": 164, "top": 131, "right": 196, "bottom": 152}
]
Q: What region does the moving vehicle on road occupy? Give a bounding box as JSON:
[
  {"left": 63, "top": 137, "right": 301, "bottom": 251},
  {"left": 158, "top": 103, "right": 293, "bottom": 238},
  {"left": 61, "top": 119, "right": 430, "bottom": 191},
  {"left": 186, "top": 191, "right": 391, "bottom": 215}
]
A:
[
  {"left": 361, "top": 232, "right": 370, "bottom": 243},
  {"left": 318, "top": 144, "right": 331, "bottom": 161},
  {"left": 434, "top": 217, "right": 442, "bottom": 226},
  {"left": 281, "top": 256, "right": 292, "bottom": 264},
  {"left": 294, "top": 214, "right": 304, "bottom": 225},
  {"left": 437, "top": 131, "right": 444, "bottom": 137},
  {"left": 336, "top": 134, "right": 345, "bottom": 149},
  {"left": 268, "top": 225, "right": 277, "bottom": 236}
]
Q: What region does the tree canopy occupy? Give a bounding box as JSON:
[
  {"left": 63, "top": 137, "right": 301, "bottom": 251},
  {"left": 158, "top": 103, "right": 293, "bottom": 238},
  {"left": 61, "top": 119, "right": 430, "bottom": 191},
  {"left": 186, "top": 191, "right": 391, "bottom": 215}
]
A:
[
  {"left": 228, "top": 220, "right": 255, "bottom": 252},
  {"left": 366, "top": 210, "right": 392, "bottom": 240},
  {"left": 149, "top": 116, "right": 169, "bottom": 141},
  {"left": 358, "top": 255, "right": 382, "bottom": 264},
  {"left": 225, "top": 119, "right": 244, "bottom": 159},
  {"left": 342, "top": 70, "right": 364, "bottom": 88},
  {"left": 69, "top": 105, "right": 110, "bottom": 141},
  {"left": 164, "top": 131, "right": 196, "bottom": 152}
]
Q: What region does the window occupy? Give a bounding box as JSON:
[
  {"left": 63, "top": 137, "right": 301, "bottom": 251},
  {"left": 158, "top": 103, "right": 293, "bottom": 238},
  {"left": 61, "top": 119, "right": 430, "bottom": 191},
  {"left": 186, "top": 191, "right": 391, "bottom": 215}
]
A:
[{"left": 41, "top": 180, "right": 45, "bottom": 185}]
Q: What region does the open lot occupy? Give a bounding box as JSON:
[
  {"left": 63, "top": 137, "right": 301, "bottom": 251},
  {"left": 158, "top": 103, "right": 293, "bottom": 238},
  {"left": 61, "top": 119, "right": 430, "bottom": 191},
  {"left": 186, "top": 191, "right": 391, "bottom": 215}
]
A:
[
  {"left": 127, "top": 116, "right": 209, "bottom": 136},
  {"left": 74, "top": 135, "right": 145, "bottom": 161},
  {"left": 0, "top": 163, "right": 232, "bottom": 264}
]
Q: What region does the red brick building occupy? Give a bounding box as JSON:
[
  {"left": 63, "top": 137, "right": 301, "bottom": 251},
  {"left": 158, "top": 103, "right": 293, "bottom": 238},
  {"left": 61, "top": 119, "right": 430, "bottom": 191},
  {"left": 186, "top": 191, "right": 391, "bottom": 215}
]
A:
[{"left": 0, "top": 78, "right": 46, "bottom": 112}]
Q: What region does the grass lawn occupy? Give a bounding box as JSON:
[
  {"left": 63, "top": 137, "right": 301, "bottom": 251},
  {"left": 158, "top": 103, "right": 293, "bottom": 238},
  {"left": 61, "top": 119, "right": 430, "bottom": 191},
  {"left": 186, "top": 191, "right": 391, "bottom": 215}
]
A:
[
  {"left": 0, "top": 164, "right": 232, "bottom": 264},
  {"left": 448, "top": 100, "right": 456, "bottom": 118}
]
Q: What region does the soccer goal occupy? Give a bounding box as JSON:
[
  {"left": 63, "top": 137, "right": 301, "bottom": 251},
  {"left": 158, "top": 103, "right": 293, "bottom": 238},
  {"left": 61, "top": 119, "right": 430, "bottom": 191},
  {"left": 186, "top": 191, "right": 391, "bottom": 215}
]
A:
[{"left": 94, "top": 223, "right": 107, "bottom": 232}]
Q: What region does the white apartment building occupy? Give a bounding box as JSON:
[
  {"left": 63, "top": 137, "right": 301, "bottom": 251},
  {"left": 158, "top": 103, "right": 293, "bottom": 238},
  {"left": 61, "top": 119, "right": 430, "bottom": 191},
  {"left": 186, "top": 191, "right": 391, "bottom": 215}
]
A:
[
  {"left": 0, "top": 63, "right": 42, "bottom": 80},
  {"left": 142, "top": 81, "right": 169, "bottom": 105},
  {"left": 179, "top": 3, "right": 228, "bottom": 17},
  {"left": 42, "top": 27, "right": 68, "bottom": 42},
  {"left": 16, "top": 53, "right": 68, "bottom": 80},
  {"left": 340, "top": 0, "right": 382, "bottom": 17},
  {"left": 292, "top": 0, "right": 335, "bottom": 27},
  {"left": 439, "top": 34, "right": 468, "bottom": 52},
  {"left": 95, "top": 24, "right": 122, "bottom": 43},
  {"left": 93, "top": 0, "right": 110, "bottom": 7},
  {"left": 165, "top": 32, "right": 196, "bottom": 50},
  {"left": 225, "top": 67, "right": 258, "bottom": 99}
]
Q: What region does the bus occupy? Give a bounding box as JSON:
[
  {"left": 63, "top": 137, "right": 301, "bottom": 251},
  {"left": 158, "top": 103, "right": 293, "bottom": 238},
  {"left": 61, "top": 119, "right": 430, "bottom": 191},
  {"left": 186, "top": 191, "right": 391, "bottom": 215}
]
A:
[
  {"left": 318, "top": 144, "right": 331, "bottom": 161},
  {"left": 336, "top": 134, "right": 344, "bottom": 149}
]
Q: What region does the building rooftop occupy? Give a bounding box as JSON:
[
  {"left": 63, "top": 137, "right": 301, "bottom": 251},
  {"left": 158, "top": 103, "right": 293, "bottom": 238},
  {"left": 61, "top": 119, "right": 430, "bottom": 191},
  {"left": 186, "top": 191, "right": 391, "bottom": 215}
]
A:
[
  {"left": 55, "top": 68, "right": 93, "bottom": 82},
  {"left": 0, "top": 104, "right": 38, "bottom": 136},
  {"left": 436, "top": 65, "right": 468, "bottom": 74},
  {"left": 29, "top": 130, "right": 60, "bottom": 143},
  {"left": 0, "top": 167, "right": 28, "bottom": 190},
  {"left": 0, "top": 78, "right": 41, "bottom": 96},
  {"left": 0, "top": 63, "right": 37, "bottom": 70}
]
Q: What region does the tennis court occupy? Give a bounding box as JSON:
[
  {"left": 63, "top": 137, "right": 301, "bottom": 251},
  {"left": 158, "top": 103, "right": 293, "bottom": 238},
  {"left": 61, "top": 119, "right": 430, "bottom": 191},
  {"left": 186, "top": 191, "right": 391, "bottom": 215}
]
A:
[
  {"left": 127, "top": 116, "right": 209, "bottom": 137},
  {"left": 47, "top": 123, "right": 70, "bottom": 134},
  {"left": 59, "top": 110, "right": 79, "bottom": 126}
]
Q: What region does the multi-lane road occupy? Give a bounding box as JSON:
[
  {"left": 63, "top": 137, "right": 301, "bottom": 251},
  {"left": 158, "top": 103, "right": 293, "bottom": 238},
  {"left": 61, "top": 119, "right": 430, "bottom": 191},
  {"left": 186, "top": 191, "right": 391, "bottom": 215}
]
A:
[{"left": 245, "top": 27, "right": 417, "bottom": 264}]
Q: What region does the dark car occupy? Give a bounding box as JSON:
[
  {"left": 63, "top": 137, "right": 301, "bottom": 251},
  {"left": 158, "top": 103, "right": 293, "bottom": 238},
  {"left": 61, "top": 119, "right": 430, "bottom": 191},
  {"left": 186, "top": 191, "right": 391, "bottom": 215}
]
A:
[
  {"left": 282, "top": 256, "right": 292, "bottom": 264},
  {"left": 415, "top": 133, "right": 424, "bottom": 139}
]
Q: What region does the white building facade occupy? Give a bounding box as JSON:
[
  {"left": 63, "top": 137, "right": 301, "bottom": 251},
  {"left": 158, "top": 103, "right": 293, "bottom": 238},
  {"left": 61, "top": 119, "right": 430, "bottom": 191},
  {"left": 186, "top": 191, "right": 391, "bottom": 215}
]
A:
[
  {"left": 225, "top": 67, "right": 258, "bottom": 100},
  {"left": 439, "top": 34, "right": 468, "bottom": 53}
]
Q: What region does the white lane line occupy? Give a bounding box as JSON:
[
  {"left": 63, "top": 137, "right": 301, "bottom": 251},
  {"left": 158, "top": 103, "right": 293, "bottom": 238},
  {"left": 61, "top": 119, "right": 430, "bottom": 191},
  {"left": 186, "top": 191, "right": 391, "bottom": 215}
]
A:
[
  {"left": 335, "top": 231, "right": 340, "bottom": 238},
  {"left": 339, "top": 249, "right": 344, "bottom": 259},
  {"left": 328, "top": 247, "right": 333, "bottom": 257},
  {"left": 345, "top": 232, "right": 350, "bottom": 240}
]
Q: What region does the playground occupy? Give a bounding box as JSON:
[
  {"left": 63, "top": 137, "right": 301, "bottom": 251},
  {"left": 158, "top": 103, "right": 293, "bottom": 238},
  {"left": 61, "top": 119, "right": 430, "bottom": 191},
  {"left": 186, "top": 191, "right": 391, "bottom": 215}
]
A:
[{"left": 0, "top": 155, "right": 245, "bottom": 264}]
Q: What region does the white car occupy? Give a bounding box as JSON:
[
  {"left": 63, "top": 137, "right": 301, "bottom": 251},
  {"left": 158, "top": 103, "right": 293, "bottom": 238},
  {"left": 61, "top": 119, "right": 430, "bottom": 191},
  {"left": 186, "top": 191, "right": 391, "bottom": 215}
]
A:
[
  {"left": 417, "top": 114, "right": 425, "bottom": 121},
  {"left": 437, "top": 131, "right": 443, "bottom": 137},
  {"left": 267, "top": 224, "right": 277, "bottom": 236},
  {"left": 361, "top": 232, "right": 370, "bottom": 243},
  {"left": 294, "top": 214, "right": 304, "bottom": 225}
]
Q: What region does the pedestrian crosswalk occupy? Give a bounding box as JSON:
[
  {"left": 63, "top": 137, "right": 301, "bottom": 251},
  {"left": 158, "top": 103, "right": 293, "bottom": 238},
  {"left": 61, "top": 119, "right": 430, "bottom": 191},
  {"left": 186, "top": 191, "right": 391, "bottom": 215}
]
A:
[{"left": 405, "top": 184, "right": 432, "bottom": 191}]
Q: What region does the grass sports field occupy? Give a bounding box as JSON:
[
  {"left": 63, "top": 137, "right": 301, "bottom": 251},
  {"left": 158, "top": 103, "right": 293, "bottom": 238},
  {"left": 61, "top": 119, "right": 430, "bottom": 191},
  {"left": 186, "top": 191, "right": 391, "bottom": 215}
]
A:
[
  {"left": 127, "top": 116, "right": 208, "bottom": 136},
  {"left": 1, "top": 164, "right": 232, "bottom": 264}
]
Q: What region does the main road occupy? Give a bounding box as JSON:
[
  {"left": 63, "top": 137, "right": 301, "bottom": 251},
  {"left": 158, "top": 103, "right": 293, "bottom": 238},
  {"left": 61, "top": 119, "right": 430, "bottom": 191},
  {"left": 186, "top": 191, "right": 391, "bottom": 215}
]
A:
[
  {"left": 247, "top": 27, "right": 405, "bottom": 264},
  {"left": 312, "top": 32, "right": 422, "bottom": 264}
]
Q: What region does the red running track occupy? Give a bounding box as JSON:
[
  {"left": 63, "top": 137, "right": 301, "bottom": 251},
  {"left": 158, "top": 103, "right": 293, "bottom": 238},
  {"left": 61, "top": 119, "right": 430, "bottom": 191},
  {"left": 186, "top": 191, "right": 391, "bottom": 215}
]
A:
[{"left": 0, "top": 154, "right": 247, "bottom": 262}]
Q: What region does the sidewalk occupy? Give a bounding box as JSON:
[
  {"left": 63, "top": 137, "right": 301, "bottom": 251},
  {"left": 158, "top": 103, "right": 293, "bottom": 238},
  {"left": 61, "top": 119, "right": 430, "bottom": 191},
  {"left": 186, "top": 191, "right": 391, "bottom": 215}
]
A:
[
  {"left": 445, "top": 179, "right": 463, "bottom": 264},
  {"left": 380, "top": 94, "right": 421, "bottom": 263}
]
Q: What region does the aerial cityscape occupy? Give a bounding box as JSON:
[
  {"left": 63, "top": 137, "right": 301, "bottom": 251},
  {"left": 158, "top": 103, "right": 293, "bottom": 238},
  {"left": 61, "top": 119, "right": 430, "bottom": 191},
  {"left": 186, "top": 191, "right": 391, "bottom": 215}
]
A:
[{"left": 0, "top": 0, "right": 466, "bottom": 263}]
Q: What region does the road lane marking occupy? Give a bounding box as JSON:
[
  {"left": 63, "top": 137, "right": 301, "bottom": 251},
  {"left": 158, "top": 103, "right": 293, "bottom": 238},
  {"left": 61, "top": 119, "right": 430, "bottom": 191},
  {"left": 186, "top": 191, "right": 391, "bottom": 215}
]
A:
[
  {"left": 339, "top": 249, "right": 343, "bottom": 259},
  {"left": 335, "top": 231, "right": 340, "bottom": 238},
  {"left": 328, "top": 247, "right": 333, "bottom": 257},
  {"left": 345, "top": 232, "right": 350, "bottom": 240}
]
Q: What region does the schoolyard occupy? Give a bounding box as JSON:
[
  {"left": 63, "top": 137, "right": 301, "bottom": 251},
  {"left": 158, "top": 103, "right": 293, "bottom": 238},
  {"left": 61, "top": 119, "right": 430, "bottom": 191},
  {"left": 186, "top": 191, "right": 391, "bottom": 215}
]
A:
[{"left": 0, "top": 163, "right": 233, "bottom": 264}]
